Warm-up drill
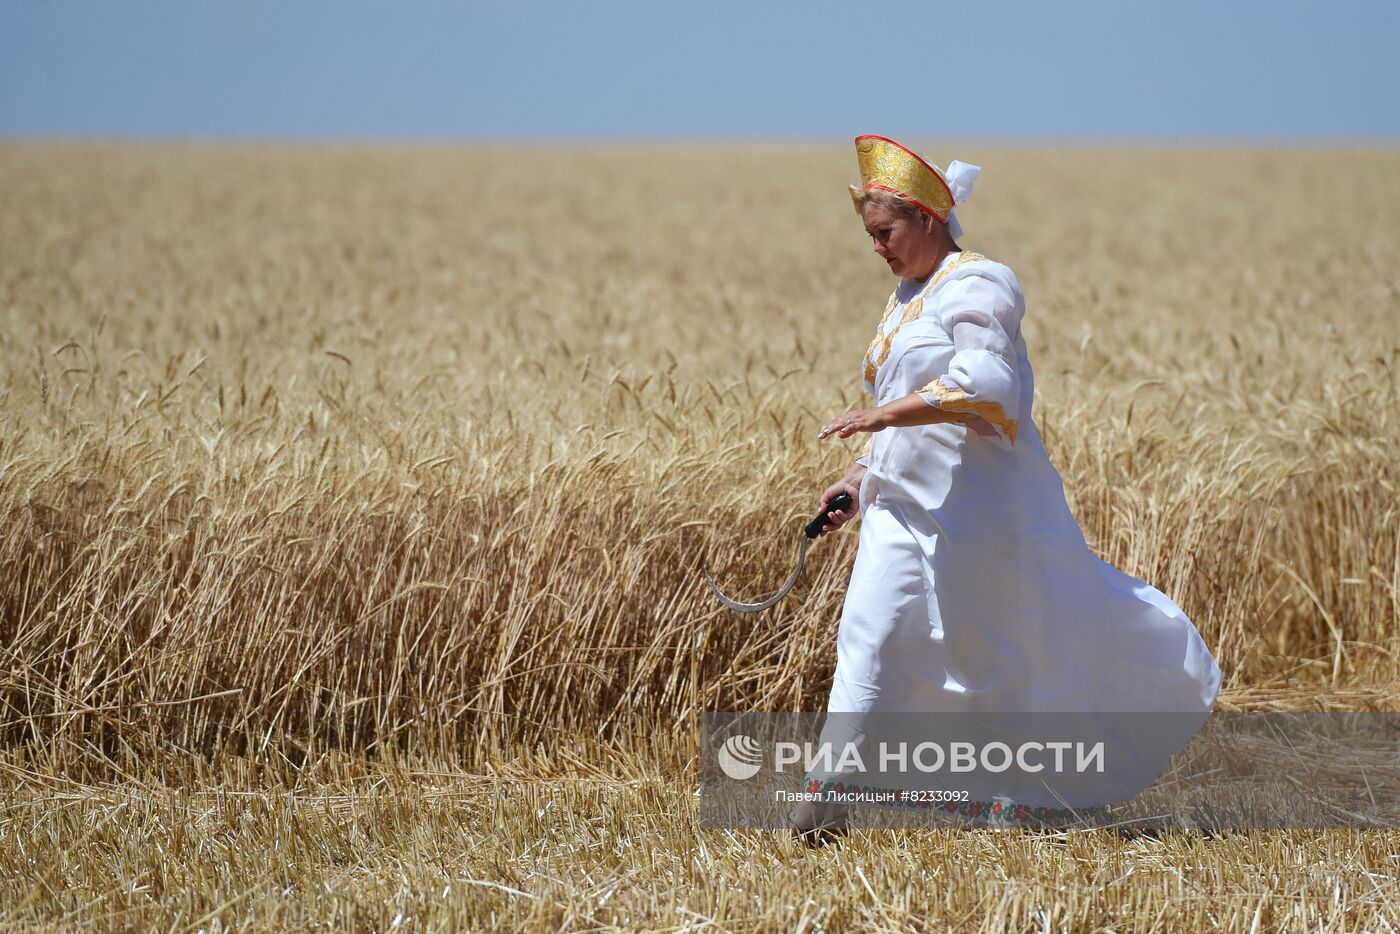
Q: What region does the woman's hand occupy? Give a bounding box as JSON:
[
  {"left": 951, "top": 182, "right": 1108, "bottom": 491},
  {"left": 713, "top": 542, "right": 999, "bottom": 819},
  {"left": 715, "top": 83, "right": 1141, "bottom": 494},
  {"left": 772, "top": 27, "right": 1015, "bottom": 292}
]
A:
[
  {"left": 818, "top": 407, "right": 888, "bottom": 440},
  {"left": 816, "top": 466, "right": 867, "bottom": 536}
]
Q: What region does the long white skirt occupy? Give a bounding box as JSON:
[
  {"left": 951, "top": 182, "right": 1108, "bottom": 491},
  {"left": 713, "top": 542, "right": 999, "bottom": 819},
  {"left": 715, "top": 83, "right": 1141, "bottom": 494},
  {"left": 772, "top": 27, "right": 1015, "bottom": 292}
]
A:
[{"left": 812, "top": 464, "right": 1222, "bottom": 812}]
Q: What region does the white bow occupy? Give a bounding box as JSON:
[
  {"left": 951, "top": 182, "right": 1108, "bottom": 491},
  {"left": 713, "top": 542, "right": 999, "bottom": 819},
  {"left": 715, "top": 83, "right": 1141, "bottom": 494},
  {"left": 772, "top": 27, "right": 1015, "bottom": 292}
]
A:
[{"left": 943, "top": 159, "right": 981, "bottom": 241}]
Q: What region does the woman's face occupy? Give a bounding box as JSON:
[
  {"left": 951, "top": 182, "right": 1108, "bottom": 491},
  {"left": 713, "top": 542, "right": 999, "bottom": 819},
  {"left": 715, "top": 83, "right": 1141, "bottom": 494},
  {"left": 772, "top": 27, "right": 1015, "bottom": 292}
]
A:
[{"left": 862, "top": 201, "right": 940, "bottom": 279}]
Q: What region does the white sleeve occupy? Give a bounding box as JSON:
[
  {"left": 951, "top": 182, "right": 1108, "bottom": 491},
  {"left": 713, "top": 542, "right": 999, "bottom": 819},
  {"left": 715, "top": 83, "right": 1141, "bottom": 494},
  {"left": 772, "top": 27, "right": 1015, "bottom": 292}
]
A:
[{"left": 915, "top": 272, "right": 1024, "bottom": 448}]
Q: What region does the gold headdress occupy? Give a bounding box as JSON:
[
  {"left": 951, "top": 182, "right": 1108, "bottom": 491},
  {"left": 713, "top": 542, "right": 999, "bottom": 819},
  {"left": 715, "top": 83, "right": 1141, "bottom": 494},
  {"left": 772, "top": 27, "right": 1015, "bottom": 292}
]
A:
[{"left": 851, "top": 134, "right": 955, "bottom": 220}]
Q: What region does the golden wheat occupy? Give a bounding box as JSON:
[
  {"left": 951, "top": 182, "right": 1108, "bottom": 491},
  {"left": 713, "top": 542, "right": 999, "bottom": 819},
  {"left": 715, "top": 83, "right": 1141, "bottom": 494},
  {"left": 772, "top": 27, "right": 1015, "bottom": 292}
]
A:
[{"left": 0, "top": 142, "right": 1397, "bottom": 930}]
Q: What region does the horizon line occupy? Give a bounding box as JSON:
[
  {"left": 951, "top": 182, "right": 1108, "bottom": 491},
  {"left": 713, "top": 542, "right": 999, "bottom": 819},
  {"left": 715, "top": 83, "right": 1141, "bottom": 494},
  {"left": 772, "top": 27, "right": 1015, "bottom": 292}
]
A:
[{"left": 3, "top": 133, "right": 1398, "bottom": 149}]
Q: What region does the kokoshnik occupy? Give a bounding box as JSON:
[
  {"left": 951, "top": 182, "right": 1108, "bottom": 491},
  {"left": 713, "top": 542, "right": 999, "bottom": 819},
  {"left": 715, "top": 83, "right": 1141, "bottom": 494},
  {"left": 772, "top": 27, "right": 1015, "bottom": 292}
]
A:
[{"left": 801, "top": 135, "right": 1222, "bottom": 818}]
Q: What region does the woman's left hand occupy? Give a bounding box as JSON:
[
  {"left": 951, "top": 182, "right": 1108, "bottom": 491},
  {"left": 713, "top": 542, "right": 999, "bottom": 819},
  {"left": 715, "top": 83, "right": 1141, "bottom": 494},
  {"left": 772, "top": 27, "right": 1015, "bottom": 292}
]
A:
[{"left": 818, "top": 407, "right": 887, "bottom": 440}]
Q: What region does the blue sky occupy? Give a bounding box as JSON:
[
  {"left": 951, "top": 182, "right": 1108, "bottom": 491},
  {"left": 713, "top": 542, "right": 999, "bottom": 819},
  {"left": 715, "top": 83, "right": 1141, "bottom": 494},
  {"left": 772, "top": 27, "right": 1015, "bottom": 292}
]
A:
[{"left": 2, "top": 0, "right": 1396, "bottom": 140}]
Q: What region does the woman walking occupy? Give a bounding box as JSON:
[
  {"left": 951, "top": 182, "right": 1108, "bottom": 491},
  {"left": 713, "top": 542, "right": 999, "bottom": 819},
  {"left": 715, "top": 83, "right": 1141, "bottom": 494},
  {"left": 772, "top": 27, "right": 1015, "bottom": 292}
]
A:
[{"left": 791, "top": 136, "right": 1221, "bottom": 842}]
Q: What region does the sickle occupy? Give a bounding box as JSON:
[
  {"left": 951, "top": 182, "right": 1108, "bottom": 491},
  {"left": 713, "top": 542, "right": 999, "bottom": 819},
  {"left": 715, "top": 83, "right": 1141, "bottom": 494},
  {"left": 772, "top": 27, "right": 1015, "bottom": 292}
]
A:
[{"left": 702, "top": 492, "right": 853, "bottom": 613}]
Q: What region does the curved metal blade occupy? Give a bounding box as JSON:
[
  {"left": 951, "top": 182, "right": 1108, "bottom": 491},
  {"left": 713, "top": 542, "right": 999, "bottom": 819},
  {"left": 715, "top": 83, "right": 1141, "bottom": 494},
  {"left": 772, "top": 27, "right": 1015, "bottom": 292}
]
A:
[{"left": 702, "top": 535, "right": 810, "bottom": 613}]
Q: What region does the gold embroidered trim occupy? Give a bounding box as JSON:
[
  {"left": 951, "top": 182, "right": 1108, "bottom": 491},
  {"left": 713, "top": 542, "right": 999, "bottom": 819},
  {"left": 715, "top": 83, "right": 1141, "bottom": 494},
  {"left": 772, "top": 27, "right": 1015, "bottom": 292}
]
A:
[
  {"left": 863, "top": 252, "right": 986, "bottom": 388},
  {"left": 852, "top": 136, "right": 955, "bottom": 220},
  {"left": 918, "top": 377, "right": 1019, "bottom": 445},
  {"left": 861, "top": 292, "right": 899, "bottom": 386}
]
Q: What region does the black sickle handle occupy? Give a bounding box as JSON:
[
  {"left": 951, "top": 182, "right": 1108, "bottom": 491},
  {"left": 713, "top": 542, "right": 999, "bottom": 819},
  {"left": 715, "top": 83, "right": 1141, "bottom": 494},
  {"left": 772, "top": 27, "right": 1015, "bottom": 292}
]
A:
[{"left": 805, "top": 491, "right": 854, "bottom": 539}]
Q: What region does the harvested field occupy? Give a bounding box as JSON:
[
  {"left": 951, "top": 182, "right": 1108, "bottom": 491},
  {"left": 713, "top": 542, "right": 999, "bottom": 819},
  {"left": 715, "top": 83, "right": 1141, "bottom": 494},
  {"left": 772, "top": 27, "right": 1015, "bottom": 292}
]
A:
[{"left": 1, "top": 142, "right": 1397, "bottom": 930}]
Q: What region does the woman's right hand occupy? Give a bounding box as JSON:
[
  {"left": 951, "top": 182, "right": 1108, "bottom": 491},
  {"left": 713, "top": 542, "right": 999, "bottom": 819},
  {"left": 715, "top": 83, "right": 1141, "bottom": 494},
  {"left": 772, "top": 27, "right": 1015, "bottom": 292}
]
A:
[{"left": 817, "top": 467, "right": 866, "bottom": 536}]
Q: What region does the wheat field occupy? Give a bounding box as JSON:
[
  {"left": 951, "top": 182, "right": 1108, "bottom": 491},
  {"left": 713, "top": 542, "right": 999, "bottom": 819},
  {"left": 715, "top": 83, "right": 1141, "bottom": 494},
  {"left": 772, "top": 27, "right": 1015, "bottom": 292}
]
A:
[{"left": 1, "top": 142, "right": 1397, "bottom": 930}]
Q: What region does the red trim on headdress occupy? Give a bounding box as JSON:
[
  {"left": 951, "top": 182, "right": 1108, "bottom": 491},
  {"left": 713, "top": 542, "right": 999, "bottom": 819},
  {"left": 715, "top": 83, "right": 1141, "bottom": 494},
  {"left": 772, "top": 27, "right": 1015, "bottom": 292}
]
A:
[
  {"left": 854, "top": 134, "right": 956, "bottom": 218},
  {"left": 865, "top": 183, "right": 944, "bottom": 222}
]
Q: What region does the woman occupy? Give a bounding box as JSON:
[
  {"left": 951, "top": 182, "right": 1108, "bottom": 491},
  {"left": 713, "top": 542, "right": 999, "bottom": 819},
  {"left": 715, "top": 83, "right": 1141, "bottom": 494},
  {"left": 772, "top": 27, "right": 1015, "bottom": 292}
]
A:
[{"left": 789, "top": 136, "right": 1221, "bottom": 842}]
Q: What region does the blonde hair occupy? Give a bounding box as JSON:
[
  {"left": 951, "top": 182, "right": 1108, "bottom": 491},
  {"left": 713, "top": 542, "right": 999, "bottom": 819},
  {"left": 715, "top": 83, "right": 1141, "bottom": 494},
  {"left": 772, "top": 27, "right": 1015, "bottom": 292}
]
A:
[{"left": 849, "top": 185, "right": 929, "bottom": 224}]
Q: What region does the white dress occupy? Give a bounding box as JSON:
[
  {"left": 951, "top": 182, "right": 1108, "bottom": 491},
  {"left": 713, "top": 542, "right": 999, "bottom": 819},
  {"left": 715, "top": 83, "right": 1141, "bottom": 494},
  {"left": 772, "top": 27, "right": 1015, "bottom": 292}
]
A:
[{"left": 810, "top": 250, "right": 1222, "bottom": 818}]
